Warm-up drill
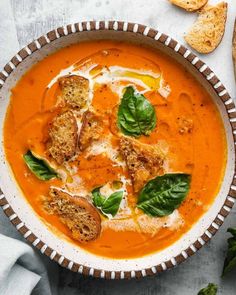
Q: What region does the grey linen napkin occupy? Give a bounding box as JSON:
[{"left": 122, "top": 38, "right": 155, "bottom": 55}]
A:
[{"left": 0, "top": 203, "right": 59, "bottom": 295}]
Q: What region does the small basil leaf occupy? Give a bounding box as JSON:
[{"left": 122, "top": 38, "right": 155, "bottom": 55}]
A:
[
  {"left": 137, "top": 173, "right": 191, "bottom": 217},
  {"left": 92, "top": 186, "right": 123, "bottom": 217},
  {"left": 228, "top": 227, "right": 236, "bottom": 238},
  {"left": 118, "top": 86, "right": 156, "bottom": 137},
  {"left": 92, "top": 186, "right": 105, "bottom": 207},
  {"left": 102, "top": 191, "right": 123, "bottom": 217},
  {"left": 23, "top": 150, "right": 58, "bottom": 181},
  {"left": 197, "top": 283, "right": 218, "bottom": 295},
  {"left": 222, "top": 227, "right": 236, "bottom": 276}
]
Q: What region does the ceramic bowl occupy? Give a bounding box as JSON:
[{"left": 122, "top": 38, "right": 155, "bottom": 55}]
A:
[{"left": 0, "top": 21, "right": 235, "bottom": 279}]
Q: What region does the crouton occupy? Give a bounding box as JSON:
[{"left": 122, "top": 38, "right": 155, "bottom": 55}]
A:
[
  {"left": 78, "top": 110, "right": 103, "bottom": 151},
  {"left": 58, "top": 75, "right": 89, "bottom": 109},
  {"left": 47, "top": 111, "right": 78, "bottom": 164},
  {"left": 169, "top": 0, "right": 208, "bottom": 12},
  {"left": 47, "top": 187, "right": 101, "bottom": 243},
  {"left": 184, "top": 2, "right": 228, "bottom": 54},
  {"left": 233, "top": 19, "right": 236, "bottom": 78},
  {"left": 119, "top": 137, "right": 164, "bottom": 193}
]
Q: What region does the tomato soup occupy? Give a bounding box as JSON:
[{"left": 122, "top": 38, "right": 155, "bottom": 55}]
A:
[{"left": 4, "top": 41, "right": 226, "bottom": 258}]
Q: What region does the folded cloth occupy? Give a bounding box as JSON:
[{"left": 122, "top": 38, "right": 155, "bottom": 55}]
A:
[{"left": 0, "top": 209, "right": 58, "bottom": 295}]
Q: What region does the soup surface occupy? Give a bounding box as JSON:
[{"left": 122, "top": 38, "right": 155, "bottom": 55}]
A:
[{"left": 4, "top": 41, "right": 226, "bottom": 258}]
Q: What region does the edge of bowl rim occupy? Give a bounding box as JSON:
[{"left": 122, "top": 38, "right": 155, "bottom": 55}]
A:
[{"left": 0, "top": 20, "right": 236, "bottom": 280}]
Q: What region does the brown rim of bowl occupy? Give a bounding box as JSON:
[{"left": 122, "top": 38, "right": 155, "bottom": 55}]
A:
[{"left": 0, "top": 21, "right": 235, "bottom": 280}]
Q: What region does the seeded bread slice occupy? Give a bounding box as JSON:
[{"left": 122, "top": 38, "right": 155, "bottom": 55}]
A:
[
  {"left": 47, "top": 111, "right": 78, "bottom": 164},
  {"left": 78, "top": 111, "right": 103, "bottom": 151},
  {"left": 119, "top": 137, "right": 164, "bottom": 193},
  {"left": 184, "top": 2, "right": 228, "bottom": 54},
  {"left": 169, "top": 0, "right": 208, "bottom": 12},
  {"left": 47, "top": 188, "right": 101, "bottom": 243},
  {"left": 58, "top": 75, "right": 89, "bottom": 109}
]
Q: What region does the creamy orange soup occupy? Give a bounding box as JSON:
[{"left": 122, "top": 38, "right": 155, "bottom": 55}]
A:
[{"left": 4, "top": 41, "right": 226, "bottom": 258}]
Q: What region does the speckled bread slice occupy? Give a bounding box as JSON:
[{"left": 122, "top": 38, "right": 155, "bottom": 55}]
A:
[
  {"left": 47, "top": 187, "right": 101, "bottom": 243},
  {"left": 169, "top": 0, "right": 208, "bottom": 12},
  {"left": 78, "top": 110, "right": 103, "bottom": 151},
  {"left": 184, "top": 2, "right": 228, "bottom": 54},
  {"left": 119, "top": 137, "right": 164, "bottom": 193},
  {"left": 233, "top": 19, "right": 236, "bottom": 78},
  {"left": 58, "top": 75, "right": 89, "bottom": 109},
  {"left": 47, "top": 111, "right": 78, "bottom": 164}
]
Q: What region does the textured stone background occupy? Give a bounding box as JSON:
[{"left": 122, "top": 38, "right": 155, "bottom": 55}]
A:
[{"left": 0, "top": 0, "right": 235, "bottom": 294}]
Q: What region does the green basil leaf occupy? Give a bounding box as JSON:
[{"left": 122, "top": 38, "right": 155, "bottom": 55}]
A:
[
  {"left": 92, "top": 187, "right": 123, "bottom": 217},
  {"left": 137, "top": 173, "right": 191, "bottom": 217},
  {"left": 23, "top": 150, "right": 58, "bottom": 181},
  {"left": 228, "top": 227, "right": 236, "bottom": 238},
  {"left": 117, "top": 86, "right": 156, "bottom": 137},
  {"left": 222, "top": 227, "right": 236, "bottom": 276},
  {"left": 92, "top": 186, "right": 105, "bottom": 207},
  {"left": 197, "top": 283, "right": 218, "bottom": 295},
  {"left": 102, "top": 191, "right": 123, "bottom": 217}
]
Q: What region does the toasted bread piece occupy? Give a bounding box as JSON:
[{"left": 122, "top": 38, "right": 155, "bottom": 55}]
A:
[
  {"left": 58, "top": 75, "right": 89, "bottom": 109},
  {"left": 184, "top": 2, "right": 227, "bottom": 54},
  {"left": 169, "top": 0, "right": 208, "bottom": 12},
  {"left": 47, "top": 188, "right": 101, "bottom": 243},
  {"left": 78, "top": 110, "right": 103, "bottom": 151},
  {"left": 233, "top": 19, "right": 236, "bottom": 78},
  {"left": 119, "top": 137, "right": 164, "bottom": 193},
  {"left": 48, "top": 111, "right": 78, "bottom": 164}
]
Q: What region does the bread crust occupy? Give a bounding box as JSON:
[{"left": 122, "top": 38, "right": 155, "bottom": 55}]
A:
[
  {"left": 184, "top": 2, "right": 228, "bottom": 54},
  {"left": 58, "top": 75, "right": 89, "bottom": 109},
  {"left": 169, "top": 0, "right": 208, "bottom": 12},
  {"left": 47, "top": 188, "right": 101, "bottom": 243},
  {"left": 119, "top": 137, "right": 164, "bottom": 193},
  {"left": 47, "top": 111, "right": 78, "bottom": 164},
  {"left": 78, "top": 110, "right": 103, "bottom": 151}
]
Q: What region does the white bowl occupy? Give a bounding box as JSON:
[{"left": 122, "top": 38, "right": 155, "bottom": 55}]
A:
[{"left": 0, "top": 21, "right": 235, "bottom": 279}]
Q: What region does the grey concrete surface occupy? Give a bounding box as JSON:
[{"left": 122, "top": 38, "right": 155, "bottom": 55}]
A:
[{"left": 0, "top": 0, "right": 236, "bottom": 294}]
